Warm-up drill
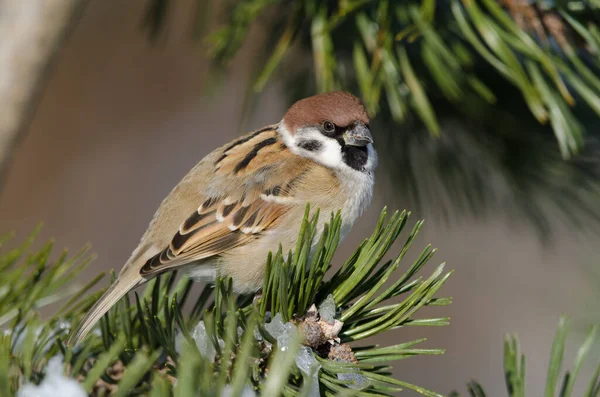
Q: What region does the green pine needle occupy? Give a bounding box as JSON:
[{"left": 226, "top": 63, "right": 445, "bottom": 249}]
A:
[
  {"left": 187, "top": 0, "right": 600, "bottom": 157},
  {"left": 0, "top": 207, "right": 453, "bottom": 396},
  {"left": 453, "top": 316, "right": 600, "bottom": 397}
]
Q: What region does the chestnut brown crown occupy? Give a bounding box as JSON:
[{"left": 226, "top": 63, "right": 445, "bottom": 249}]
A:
[{"left": 282, "top": 91, "right": 369, "bottom": 133}]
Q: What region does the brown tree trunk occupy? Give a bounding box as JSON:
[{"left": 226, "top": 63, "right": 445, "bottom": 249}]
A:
[{"left": 0, "top": 0, "right": 88, "bottom": 190}]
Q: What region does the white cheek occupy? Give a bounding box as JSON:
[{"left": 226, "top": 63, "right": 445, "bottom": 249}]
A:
[
  {"left": 278, "top": 121, "right": 296, "bottom": 147},
  {"left": 308, "top": 134, "right": 344, "bottom": 168},
  {"left": 278, "top": 122, "right": 344, "bottom": 169}
]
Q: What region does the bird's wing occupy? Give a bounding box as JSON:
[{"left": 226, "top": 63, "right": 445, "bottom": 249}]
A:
[
  {"left": 140, "top": 125, "right": 311, "bottom": 277},
  {"left": 140, "top": 192, "right": 291, "bottom": 276},
  {"left": 67, "top": 125, "right": 307, "bottom": 346}
]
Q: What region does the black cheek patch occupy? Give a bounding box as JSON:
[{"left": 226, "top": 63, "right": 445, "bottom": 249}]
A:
[{"left": 298, "top": 139, "right": 323, "bottom": 152}]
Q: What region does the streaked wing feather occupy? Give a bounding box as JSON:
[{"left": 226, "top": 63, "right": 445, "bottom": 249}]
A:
[
  {"left": 140, "top": 195, "right": 289, "bottom": 277},
  {"left": 140, "top": 124, "right": 311, "bottom": 278}
]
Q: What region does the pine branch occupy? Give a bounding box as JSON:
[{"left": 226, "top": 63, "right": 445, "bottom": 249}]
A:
[
  {"left": 0, "top": 207, "right": 452, "bottom": 396},
  {"left": 0, "top": 0, "right": 89, "bottom": 189},
  {"left": 451, "top": 316, "right": 600, "bottom": 397},
  {"left": 2, "top": 212, "right": 598, "bottom": 397},
  {"left": 145, "top": 0, "right": 600, "bottom": 158}
]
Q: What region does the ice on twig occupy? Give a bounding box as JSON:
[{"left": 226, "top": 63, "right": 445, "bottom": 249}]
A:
[
  {"left": 175, "top": 321, "right": 225, "bottom": 361},
  {"left": 193, "top": 321, "right": 225, "bottom": 361},
  {"left": 328, "top": 343, "right": 369, "bottom": 390},
  {"left": 17, "top": 355, "right": 86, "bottom": 397},
  {"left": 264, "top": 313, "right": 297, "bottom": 352},
  {"left": 318, "top": 294, "right": 336, "bottom": 325},
  {"left": 295, "top": 346, "right": 321, "bottom": 397},
  {"left": 264, "top": 313, "right": 286, "bottom": 338},
  {"left": 338, "top": 371, "right": 370, "bottom": 390}
]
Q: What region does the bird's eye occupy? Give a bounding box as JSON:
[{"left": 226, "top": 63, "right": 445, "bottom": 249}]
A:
[{"left": 322, "top": 121, "right": 335, "bottom": 133}]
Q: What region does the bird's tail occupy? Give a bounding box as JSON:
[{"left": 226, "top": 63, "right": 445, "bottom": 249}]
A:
[{"left": 66, "top": 271, "right": 143, "bottom": 346}]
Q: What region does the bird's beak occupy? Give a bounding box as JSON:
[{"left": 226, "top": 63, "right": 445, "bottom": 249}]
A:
[{"left": 343, "top": 123, "right": 373, "bottom": 147}]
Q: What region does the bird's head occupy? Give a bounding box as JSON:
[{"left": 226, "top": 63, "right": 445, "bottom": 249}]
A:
[{"left": 279, "top": 91, "right": 377, "bottom": 173}]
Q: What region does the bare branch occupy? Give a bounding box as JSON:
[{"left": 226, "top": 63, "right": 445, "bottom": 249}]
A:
[{"left": 0, "top": 0, "right": 88, "bottom": 189}]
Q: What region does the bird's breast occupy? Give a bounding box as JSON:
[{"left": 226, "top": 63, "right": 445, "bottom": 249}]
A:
[{"left": 337, "top": 169, "right": 375, "bottom": 239}]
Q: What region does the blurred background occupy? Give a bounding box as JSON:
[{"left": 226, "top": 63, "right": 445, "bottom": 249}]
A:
[{"left": 1, "top": 0, "right": 599, "bottom": 395}]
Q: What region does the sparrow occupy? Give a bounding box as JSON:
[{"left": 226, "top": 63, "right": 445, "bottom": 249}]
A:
[{"left": 67, "top": 91, "right": 377, "bottom": 346}]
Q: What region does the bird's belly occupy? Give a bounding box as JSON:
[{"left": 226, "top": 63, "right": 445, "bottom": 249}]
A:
[
  {"left": 185, "top": 265, "right": 218, "bottom": 283},
  {"left": 213, "top": 221, "right": 308, "bottom": 293}
]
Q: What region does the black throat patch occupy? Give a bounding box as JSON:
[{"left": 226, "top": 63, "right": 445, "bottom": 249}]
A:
[{"left": 341, "top": 145, "right": 369, "bottom": 171}]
